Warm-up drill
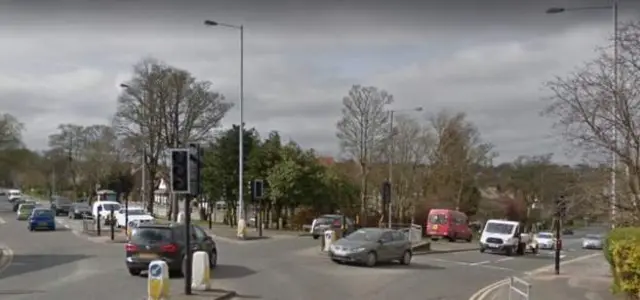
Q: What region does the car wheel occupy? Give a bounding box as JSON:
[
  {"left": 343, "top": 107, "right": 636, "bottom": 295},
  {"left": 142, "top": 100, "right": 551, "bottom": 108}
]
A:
[
  {"left": 312, "top": 235, "right": 319, "bottom": 240},
  {"left": 466, "top": 235, "right": 473, "bottom": 243},
  {"left": 479, "top": 247, "right": 485, "bottom": 253},
  {"left": 448, "top": 234, "right": 456, "bottom": 242},
  {"left": 532, "top": 246, "right": 539, "bottom": 254},
  {"left": 209, "top": 250, "right": 217, "bottom": 269},
  {"left": 365, "top": 252, "right": 377, "bottom": 267},
  {"left": 128, "top": 268, "right": 141, "bottom": 276},
  {"left": 400, "top": 250, "right": 412, "bottom": 265},
  {"left": 331, "top": 259, "right": 343, "bottom": 264}
]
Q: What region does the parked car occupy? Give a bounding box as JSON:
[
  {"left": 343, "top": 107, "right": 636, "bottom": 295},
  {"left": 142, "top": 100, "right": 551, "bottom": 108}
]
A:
[
  {"left": 329, "top": 228, "right": 412, "bottom": 267},
  {"left": 124, "top": 223, "right": 217, "bottom": 276},
  {"left": 582, "top": 234, "right": 604, "bottom": 249},
  {"left": 28, "top": 208, "right": 56, "bottom": 231},
  {"left": 12, "top": 198, "right": 35, "bottom": 212},
  {"left": 310, "top": 214, "right": 356, "bottom": 239},
  {"left": 425, "top": 209, "right": 473, "bottom": 242},
  {"left": 50, "top": 196, "right": 73, "bottom": 216},
  {"left": 68, "top": 202, "right": 92, "bottom": 219}
]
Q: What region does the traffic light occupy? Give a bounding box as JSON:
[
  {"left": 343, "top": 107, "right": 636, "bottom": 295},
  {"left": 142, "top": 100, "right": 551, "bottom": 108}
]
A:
[
  {"left": 381, "top": 180, "right": 391, "bottom": 205},
  {"left": 253, "top": 179, "right": 264, "bottom": 200},
  {"left": 555, "top": 195, "right": 567, "bottom": 218},
  {"left": 170, "top": 149, "right": 190, "bottom": 194}
]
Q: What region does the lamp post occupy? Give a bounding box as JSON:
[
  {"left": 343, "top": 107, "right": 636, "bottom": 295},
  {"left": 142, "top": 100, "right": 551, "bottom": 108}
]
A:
[
  {"left": 546, "top": 0, "right": 619, "bottom": 228},
  {"left": 387, "top": 107, "right": 423, "bottom": 228},
  {"left": 204, "top": 20, "right": 246, "bottom": 231},
  {"left": 119, "top": 83, "right": 145, "bottom": 236}
]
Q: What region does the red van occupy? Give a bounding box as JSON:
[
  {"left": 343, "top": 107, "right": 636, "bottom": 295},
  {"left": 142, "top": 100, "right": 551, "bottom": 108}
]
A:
[{"left": 425, "top": 209, "right": 473, "bottom": 242}]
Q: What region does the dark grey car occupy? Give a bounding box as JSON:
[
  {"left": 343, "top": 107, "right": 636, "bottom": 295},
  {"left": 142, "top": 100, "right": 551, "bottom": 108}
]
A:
[
  {"left": 68, "top": 202, "right": 92, "bottom": 219},
  {"left": 329, "top": 228, "right": 412, "bottom": 267},
  {"left": 50, "top": 196, "right": 73, "bottom": 216}
]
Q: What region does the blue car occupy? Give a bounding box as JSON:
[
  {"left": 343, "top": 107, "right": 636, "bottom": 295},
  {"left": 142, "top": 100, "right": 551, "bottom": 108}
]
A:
[{"left": 28, "top": 208, "right": 56, "bottom": 231}]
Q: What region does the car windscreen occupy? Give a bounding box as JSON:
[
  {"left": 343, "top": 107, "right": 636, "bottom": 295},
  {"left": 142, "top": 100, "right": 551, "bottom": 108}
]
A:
[
  {"left": 316, "top": 216, "right": 338, "bottom": 225},
  {"left": 19, "top": 204, "right": 35, "bottom": 211},
  {"left": 55, "top": 198, "right": 72, "bottom": 205},
  {"left": 345, "top": 229, "right": 381, "bottom": 241},
  {"left": 537, "top": 233, "right": 553, "bottom": 239},
  {"left": 102, "top": 204, "right": 121, "bottom": 211},
  {"left": 484, "top": 223, "right": 514, "bottom": 234},
  {"left": 131, "top": 228, "right": 173, "bottom": 244},
  {"left": 33, "top": 210, "right": 54, "bottom": 218},
  {"left": 428, "top": 214, "right": 447, "bottom": 225}
]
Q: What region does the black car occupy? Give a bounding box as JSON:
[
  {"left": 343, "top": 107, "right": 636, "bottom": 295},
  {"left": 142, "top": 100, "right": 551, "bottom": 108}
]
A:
[
  {"left": 50, "top": 196, "right": 73, "bottom": 216},
  {"left": 68, "top": 202, "right": 92, "bottom": 219},
  {"left": 125, "top": 223, "right": 217, "bottom": 277}
]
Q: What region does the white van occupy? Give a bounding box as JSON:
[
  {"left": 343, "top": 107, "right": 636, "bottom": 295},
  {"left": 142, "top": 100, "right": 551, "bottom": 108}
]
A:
[
  {"left": 92, "top": 201, "right": 122, "bottom": 221},
  {"left": 479, "top": 219, "right": 537, "bottom": 256},
  {"left": 7, "top": 189, "right": 22, "bottom": 202}
]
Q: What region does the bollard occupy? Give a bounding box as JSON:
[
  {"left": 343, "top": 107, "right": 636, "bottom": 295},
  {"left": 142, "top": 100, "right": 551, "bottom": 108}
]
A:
[
  {"left": 148, "top": 260, "right": 170, "bottom": 300},
  {"left": 110, "top": 207, "right": 115, "bottom": 241},
  {"left": 176, "top": 212, "right": 185, "bottom": 224},
  {"left": 96, "top": 213, "right": 101, "bottom": 236},
  {"left": 323, "top": 230, "right": 335, "bottom": 252},
  {"left": 127, "top": 220, "right": 137, "bottom": 238},
  {"left": 237, "top": 219, "right": 247, "bottom": 239},
  {"left": 191, "top": 251, "right": 210, "bottom": 291}
]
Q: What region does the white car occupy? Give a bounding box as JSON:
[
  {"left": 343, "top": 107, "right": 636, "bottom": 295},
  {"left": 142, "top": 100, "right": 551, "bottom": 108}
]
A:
[
  {"left": 115, "top": 207, "right": 154, "bottom": 228},
  {"left": 535, "top": 232, "right": 556, "bottom": 250}
]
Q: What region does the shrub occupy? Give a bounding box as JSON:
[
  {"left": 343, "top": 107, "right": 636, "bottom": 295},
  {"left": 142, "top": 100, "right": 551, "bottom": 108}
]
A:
[
  {"left": 608, "top": 227, "right": 640, "bottom": 299},
  {"left": 604, "top": 227, "right": 640, "bottom": 265}
]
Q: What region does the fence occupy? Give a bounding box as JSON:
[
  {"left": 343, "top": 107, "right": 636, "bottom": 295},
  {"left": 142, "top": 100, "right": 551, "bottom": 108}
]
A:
[
  {"left": 383, "top": 223, "right": 423, "bottom": 244},
  {"left": 508, "top": 276, "right": 531, "bottom": 300}
]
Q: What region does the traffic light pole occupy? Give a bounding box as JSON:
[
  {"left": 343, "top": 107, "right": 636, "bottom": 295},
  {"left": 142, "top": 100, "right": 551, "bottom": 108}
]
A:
[
  {"left": 184, "top": 193, "right": 193, "bottom": 295},
  {"left": 555, "top": 218, "right": 561, "bottom": 275}
]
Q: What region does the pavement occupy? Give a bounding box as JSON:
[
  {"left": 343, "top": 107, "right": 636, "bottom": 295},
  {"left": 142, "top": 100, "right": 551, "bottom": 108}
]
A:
[
  {"left": 479, "top": 253, "right": 621, "bottom": 300},
  {"left": 0, "top": 197, "right": 608, "bottom": 300}
]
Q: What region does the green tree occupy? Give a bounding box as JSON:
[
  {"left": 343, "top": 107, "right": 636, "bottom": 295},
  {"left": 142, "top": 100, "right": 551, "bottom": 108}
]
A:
[{"left": 202, "top": 125, "right": 260, "bottom": 226}]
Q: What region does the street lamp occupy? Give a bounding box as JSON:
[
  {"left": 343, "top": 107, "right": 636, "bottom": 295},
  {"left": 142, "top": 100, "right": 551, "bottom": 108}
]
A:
[
  {"left": 546, "top": 1, "right": 619, "bottom": 228},
  {"left": 387, "top": 106, "right": 423, "bottom": 228},
  {"left": 203, "top": 19, "right": 246, "bottom": 234}
]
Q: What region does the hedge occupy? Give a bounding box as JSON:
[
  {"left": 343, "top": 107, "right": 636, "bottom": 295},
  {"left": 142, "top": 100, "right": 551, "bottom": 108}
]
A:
[{"left": 606, "top": 227, "right": 640, "bottom": 299}]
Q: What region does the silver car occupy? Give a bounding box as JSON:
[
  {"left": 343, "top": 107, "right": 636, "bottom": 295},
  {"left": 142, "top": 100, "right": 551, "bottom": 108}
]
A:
[
  {"left": 329, "top": 228, "right": 412, "bottom": 267},
  {"left": 310, "top": 214, "right": 355, "bottom": 239},
  {"left": 582, "top": 234, "right": 604, "bottom": 249}
]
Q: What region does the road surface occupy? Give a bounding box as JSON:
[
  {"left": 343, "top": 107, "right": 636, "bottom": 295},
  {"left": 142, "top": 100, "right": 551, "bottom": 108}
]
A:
[{"left": 0, "top": 198, "right": 600, "bottom": 299}]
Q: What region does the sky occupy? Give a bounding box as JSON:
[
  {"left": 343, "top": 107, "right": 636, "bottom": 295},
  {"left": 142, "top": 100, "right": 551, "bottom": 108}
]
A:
[{"left": 1, "top": 0, "right": 638, "bottom": 163}]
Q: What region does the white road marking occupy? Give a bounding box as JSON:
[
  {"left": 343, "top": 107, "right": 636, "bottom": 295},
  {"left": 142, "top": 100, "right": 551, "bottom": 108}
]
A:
[
  {"left": 0, "top": 217, "right": 5, "bottom": 224},
  {"left": 494, "top": 257, "right": 514, "bottom": 263},
  {"left": 0, "top": 246, "right": 14, "bottom": 274},
  {"left": 470, "top": 260, "right": 490, "bottom": 266}
]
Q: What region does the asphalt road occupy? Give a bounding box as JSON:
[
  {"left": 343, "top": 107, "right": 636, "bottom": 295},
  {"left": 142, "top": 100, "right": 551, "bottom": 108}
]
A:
[{"left": 0, "top": 198, "right": 602, "bottom": 300}]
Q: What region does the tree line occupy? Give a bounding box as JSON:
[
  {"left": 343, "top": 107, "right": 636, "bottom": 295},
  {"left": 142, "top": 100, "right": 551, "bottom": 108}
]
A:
[{"left": 4, "top": 21, "right": 640, "bottom": 229}]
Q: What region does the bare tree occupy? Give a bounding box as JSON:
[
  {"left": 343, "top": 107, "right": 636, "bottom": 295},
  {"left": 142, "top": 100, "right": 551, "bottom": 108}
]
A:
[
  {"left": 0, "top": 113, "right": 23, "bottom": 150},
  {"left": 388, "top": 115, "right": 432, "bottom": 223},
  {"left": 116, "top": 58, "right": 232, "bottom": 219},
  {"left": 336, "top": 85, "right": 393, "bottom": 225},
  {"left": 83, "top": 125, "right": 120, "bottom": 193},
  {"left": 426, "top": 110, "right": 493, "bottom": 215},
  {"left": 48, "top": 124, "right": 86, "bottom": 194},
  {"left": 544, "top": 22, "right": 640, "bottom": 223}
]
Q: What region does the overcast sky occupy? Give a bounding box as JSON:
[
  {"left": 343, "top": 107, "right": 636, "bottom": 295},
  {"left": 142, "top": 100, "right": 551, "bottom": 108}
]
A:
[{"left": 1, "top": 0, "right": 638, "bottom": 163}]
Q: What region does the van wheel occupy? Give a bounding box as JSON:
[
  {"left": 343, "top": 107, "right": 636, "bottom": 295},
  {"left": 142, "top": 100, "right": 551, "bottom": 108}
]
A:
[
  {"left": 516, "top": 243, "right": 525, "bottom": 255},
  {"left": 466, "top": 235, "right": 473, "bottom": 242},
  {"left": 479, "top": 247, "right": 485, "bottom": 253},
  {"left": 448, "top": 234, "right": 456, "bottom": 242},
  {"left": 312, "top": 235, "right": 319, "bottom": 240},
  {"left": 505, "top": 246, "right": 513, "bottom": 256},
  {"left": 400, "top": 251, "right": 412, "bottom": 265}
]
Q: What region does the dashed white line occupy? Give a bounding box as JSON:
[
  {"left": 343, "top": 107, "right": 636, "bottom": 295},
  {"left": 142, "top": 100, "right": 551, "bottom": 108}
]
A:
[
  {"left": 0, "top": 217, "right": 5, "bottom": 224},
  {"left": 470, "top": 260, "right": 491, "bottom": 266}
]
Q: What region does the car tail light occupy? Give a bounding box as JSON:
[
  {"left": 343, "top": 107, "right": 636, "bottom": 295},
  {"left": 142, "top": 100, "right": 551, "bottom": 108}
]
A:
[
  {"left": 125, "top": 243, "right": 138, "bottom": 252},
  {"left": 161, "top": 243, "right": 178, "bottom": 253}
]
